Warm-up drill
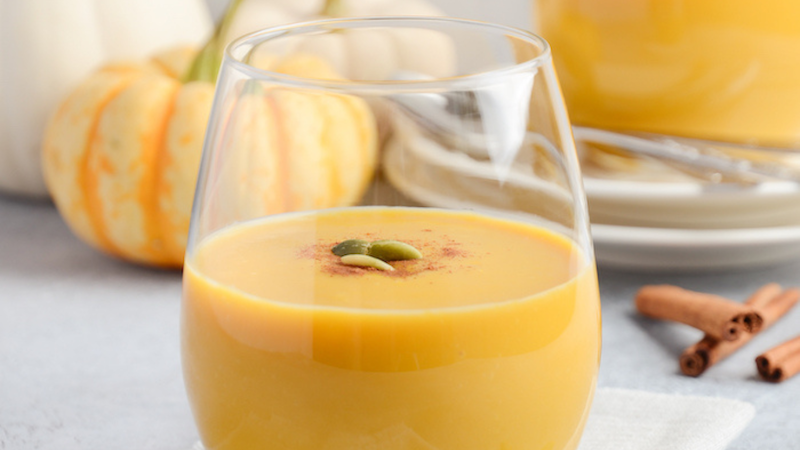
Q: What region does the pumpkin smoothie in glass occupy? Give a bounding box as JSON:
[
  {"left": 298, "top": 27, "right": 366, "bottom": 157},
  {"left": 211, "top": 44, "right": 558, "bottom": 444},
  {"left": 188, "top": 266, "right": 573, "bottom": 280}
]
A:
[{"left": 182, "top": 207, "right": 600, "bottom": 450}]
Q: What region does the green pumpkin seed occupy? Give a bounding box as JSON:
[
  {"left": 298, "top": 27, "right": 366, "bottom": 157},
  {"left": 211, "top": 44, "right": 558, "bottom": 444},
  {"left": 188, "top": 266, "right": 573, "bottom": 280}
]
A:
[
  {"left": 340, "top": 254, "right": 395, "bottom": 271},
  {"left": 368, "top": 240, "right": 423, "bottom": 261},
  {"left": 332, "top": 239, "right": 370, "bottom": 257}
]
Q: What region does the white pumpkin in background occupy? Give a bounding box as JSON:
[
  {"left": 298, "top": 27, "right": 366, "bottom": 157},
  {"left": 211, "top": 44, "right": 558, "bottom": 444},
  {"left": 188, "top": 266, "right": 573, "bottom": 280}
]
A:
[
  {"left": 0, "top": 0, "right": 212, "bottom": 198},
  {"left": 223, "top": 0, "right": 456, "bottom": 80}
]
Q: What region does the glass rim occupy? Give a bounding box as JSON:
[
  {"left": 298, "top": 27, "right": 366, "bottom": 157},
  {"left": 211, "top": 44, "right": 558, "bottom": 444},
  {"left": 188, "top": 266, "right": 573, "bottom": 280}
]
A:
[{"left": 224, "top": 16, "right": 551, "bottom": 93}]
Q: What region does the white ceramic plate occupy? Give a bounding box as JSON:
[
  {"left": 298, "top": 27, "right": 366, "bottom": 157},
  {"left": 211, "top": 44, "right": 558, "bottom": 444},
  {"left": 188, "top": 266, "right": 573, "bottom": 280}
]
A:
[
  {"left": 381, "top": 132, "right": 800, "bottom": 271},
  {"left": 583, "top": 177, "right": 800, "bottom": 229},
  {"left": 592, "top": 223, "right": 800, "bottom": 271}
]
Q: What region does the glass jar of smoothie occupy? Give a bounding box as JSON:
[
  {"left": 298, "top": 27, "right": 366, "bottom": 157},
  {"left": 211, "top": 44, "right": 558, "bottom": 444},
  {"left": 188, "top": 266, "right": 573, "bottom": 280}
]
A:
[{"left": 536, "top": 0, "right": 800, "bottom": 175}]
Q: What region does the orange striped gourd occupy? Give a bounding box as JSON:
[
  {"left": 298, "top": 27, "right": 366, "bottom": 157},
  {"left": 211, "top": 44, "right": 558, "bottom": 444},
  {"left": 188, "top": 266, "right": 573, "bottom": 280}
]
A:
[{"left": 42, "top": 49, "right": 377, "bottom": 268}]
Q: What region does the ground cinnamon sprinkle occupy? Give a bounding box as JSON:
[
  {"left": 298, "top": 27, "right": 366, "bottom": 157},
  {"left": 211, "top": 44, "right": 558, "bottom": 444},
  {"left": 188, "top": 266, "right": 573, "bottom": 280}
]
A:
[
  {"left": 324, "top": 262, "right": 368, "bottom": 277},
  {"left": 294, "top": 245, "right": 311, "bottom": 258},
  {"left": 440, "top": 246, "right": 466, "bottom": 258},
  {"left": 384, "top": 260, "right": 442, "bottom": 278}
]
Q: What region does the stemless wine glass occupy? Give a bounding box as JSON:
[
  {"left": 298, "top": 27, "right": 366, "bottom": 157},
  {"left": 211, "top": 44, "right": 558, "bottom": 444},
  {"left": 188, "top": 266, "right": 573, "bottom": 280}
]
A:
[{"left": 181, "top": 17, "right": 600, "bottom": 450}]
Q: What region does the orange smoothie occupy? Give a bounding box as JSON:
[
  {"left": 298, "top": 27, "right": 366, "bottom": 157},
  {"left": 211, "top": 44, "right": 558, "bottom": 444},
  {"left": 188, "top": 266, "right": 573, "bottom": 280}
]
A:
[
  {"left": 182, "top": 207, "right": 600, "bottom": 450},
  {"left": 538, "top": 0, "right": 800, "bottom": 147}
]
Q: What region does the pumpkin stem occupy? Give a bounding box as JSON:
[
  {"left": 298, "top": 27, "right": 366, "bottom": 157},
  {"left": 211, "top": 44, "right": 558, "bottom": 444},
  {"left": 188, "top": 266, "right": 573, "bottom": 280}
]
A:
[
  {"left": 182, "top": 0, "right": 246, "bottom": 84},
  {"left": 322, "top": 0, "right": 346, "bottom": 17}
]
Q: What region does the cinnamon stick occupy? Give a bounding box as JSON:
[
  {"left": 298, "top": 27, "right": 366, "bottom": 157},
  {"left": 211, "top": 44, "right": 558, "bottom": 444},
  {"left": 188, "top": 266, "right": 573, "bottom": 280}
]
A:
[
  {"left": 636, "top": 285, "right": 763, "bottom": 341},
  {"left": 756, "top": 335, "right": 800, "bottom": 382},
  {"left": 680, "top": 285, "right": 799, "bottom": 377},
  {"left": 743, "top": 283, "right": 785, "bottom": 309}
]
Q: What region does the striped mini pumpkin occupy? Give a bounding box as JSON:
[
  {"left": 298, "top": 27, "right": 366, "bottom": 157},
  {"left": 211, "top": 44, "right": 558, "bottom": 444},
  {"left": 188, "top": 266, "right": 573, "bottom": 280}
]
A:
[{"left": 43, "top": 49, "right": 377, "bottom": 268}]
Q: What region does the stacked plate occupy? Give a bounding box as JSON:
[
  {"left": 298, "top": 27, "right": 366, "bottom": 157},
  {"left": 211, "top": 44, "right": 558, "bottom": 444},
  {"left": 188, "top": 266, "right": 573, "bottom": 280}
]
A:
[
  {"left": 379, "top": 92, "right": 800, "bottom": 271},
  {"left": 380, "top": 130, "right": 800, "bottom": 271},
  {"left": 585, "top": 176, "right": 800, "bottom": 271}
]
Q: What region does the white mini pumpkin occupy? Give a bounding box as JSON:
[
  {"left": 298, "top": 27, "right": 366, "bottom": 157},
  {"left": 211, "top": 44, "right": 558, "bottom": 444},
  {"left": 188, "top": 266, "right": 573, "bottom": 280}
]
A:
[
  {"left": 223, "top": 0, "right": 455, "bottom": 81},
  {"left": 0, "top": 0, "right": 212, "bottom": 198}
]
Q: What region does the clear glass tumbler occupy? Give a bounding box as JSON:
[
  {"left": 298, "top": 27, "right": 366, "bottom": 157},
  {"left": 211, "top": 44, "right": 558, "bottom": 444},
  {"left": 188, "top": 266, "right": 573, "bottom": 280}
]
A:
[{"left": 181, "top": 17, "right": 600, "bottom": 450}]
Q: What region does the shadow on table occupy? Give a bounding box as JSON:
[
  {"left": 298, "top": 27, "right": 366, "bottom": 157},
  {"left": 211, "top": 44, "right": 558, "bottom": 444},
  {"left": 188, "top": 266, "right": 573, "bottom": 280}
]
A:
[
  {"left": 598, "top": 260, "right": 800, "bottom": 305},
  {"left": 627, "top": 311, "right": 702, "bottom": 361},
  {"left": 0, "top": 194, "right": 179, "bottom": 284}
]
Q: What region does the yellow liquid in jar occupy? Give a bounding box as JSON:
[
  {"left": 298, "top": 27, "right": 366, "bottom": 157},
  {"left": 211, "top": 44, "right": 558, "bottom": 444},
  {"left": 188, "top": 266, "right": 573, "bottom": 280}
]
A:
[{"left": 538, "top": 0, "right": 800, "bottom": 147}]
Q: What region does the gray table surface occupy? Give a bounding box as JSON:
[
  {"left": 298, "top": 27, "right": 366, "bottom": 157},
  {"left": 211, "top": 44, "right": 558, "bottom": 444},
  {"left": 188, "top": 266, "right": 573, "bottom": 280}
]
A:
[{"left": 2, "top": 194, "right": 800, "bottom": 449}]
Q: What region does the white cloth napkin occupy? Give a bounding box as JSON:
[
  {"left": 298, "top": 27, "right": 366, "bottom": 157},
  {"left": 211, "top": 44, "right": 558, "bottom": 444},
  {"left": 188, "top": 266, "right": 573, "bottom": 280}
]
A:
[{"left": 579, "top": 388, "right": 755, "bottom": 450}]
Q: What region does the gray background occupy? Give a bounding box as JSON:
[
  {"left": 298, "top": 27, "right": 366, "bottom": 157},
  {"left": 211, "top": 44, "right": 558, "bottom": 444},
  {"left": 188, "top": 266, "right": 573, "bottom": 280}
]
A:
[{"left": 204, "top": 0, "right": 533, "bottom": 30}]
